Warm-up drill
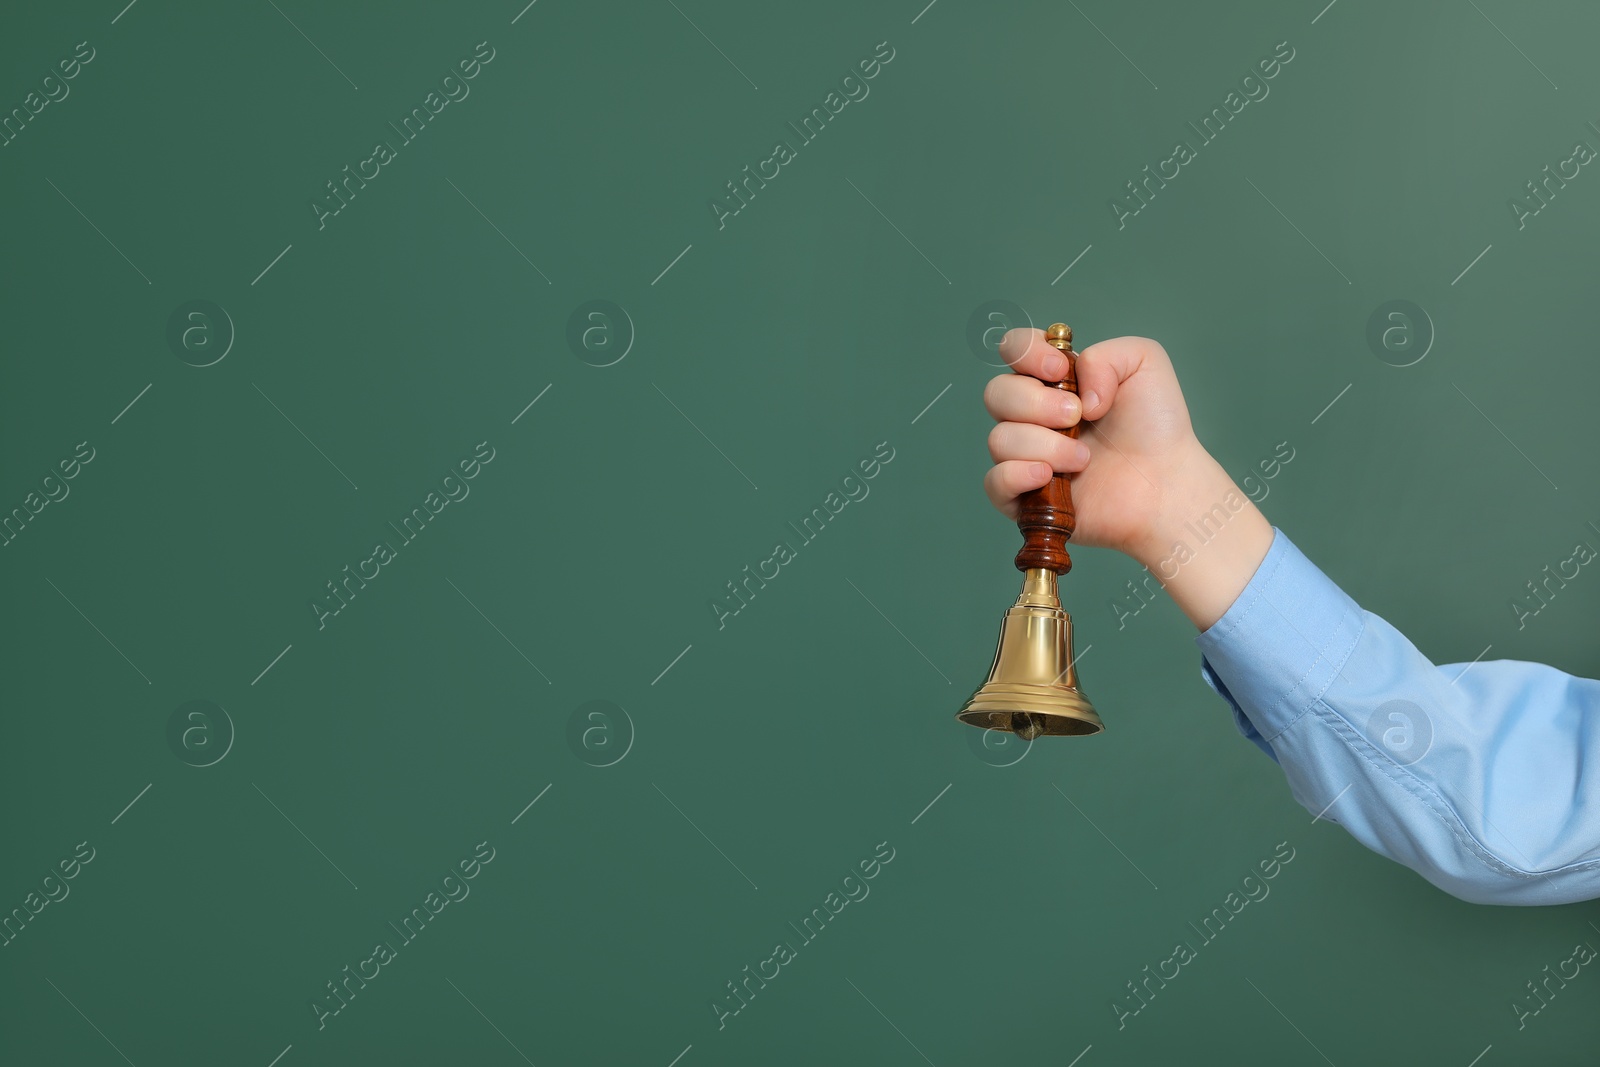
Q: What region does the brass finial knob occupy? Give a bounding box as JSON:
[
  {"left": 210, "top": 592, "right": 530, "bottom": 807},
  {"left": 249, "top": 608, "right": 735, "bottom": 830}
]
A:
[{"left": 1046, "top": 323, "right": 1072, "bottom": 350}]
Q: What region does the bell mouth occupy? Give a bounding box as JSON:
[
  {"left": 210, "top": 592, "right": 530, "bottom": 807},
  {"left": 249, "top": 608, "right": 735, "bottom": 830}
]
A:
[
  {"left": 956, "top": 709, "right": 1103, "bottom": 739},
  {"left": 957, "top": 684, "right": 1104, "bottom": 738}
]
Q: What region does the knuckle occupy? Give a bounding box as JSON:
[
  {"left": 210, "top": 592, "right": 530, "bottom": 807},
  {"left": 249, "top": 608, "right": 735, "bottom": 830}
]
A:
[
  {"left": 986, "top": 422, "right": 1009, "bottom": 456},
  {"left": 1035, "top": 385, "right": 1068, "bottom": 425},
  {"left": 982, "top": 374, "right": 1009, "bottom": 413},
  {"left": 1133, "top": 335, "right": 1169, "bottom": 362},
  {"left": 989, "top": 422, "right": 1036, "bottom": 460},
  {"left": 985, "top": 464, "right": 1016, "bottom": 501}
]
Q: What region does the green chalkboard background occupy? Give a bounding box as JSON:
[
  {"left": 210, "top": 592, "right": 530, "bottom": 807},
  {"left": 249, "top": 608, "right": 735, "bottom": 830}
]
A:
[{"left": 3, "top": 0, "right": 1598, "bottom": 1064}]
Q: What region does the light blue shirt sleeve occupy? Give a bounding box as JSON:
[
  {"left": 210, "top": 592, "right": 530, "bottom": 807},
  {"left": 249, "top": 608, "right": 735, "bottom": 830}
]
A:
[{"left": 1196, "top": 527, "right": 1600, "bottom": 906}]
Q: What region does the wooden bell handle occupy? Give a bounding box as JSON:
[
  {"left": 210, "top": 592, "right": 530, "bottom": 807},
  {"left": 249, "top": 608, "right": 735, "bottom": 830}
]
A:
[{"left": 1014, "top": 322, "right": 1079, "bottom": 574}]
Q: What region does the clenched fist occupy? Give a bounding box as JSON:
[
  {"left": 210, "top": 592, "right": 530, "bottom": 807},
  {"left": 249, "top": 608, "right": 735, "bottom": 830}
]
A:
[{"left": 979, "top": 327, "right": 1275, "bottom": 631}]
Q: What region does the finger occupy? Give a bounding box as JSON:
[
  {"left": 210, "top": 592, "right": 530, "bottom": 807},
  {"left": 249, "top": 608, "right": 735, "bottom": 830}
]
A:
[
  {"left": 983, "top": 373, "right": 1082, "bottom": 429},
  {"left": 1073, "top": 335, "right": 1165, "bottom": 421},
  {"left": 984, "top": 460, "right": 1053, "bottom": 519},
  {"left": 987, "top": 421, "right": 1092, "bottom": 471},
  {"left": 997, "top": 327, "right": 1070, "bottom": 381}
]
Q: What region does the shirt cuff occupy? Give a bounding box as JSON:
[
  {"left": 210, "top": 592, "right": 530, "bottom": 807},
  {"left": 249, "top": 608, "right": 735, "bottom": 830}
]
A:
[{"left": 1195, "top": 527, "right": 1366, "bottom": 751}]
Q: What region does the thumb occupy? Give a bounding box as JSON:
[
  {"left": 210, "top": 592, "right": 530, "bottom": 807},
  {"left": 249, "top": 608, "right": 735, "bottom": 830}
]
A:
[{"left": 1073, "top": 335, "right": 1162, "bottom": 421}]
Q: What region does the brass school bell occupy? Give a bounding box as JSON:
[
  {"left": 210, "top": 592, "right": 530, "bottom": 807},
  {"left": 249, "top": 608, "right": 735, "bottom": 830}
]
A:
[{"left": 957, "top": 323, "right": 1104, "bottom": 741}]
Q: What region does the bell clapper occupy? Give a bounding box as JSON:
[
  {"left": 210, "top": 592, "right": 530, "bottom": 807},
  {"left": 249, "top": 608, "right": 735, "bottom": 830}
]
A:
[{"left": 1014, "top": 713, "right": 1046, "bottom": 741}]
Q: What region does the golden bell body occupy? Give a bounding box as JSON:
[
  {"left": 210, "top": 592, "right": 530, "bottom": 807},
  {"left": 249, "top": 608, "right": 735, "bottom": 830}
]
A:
[{"left": 957, "top": 568, "right": 1102, "bottom": 739}]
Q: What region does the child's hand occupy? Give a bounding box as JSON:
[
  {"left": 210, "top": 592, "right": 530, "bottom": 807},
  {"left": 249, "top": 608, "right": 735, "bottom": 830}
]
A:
[
  {"left": 982, "top": 329, "right": 1204, "bottom": 561},
  {"left": 981, "top": 328, "right": 1275, "bottom": 630}
]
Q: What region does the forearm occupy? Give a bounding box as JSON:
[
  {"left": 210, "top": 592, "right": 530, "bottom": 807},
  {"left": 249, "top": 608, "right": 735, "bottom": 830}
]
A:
[
  {"left": 1194, "top": 528, "right": 1600, "bottom": 905},
  {"left": 1127, "top": 445, "right": 1275, "bottom": 631}
]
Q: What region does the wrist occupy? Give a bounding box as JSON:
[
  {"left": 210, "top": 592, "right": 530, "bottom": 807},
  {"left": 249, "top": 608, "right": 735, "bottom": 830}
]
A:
[
  {"left": 1127, "top": 442, "right": 1229, "bottom": 570},
  {"left": 1129, "top": 446, "right": 1276, "bottom": 631}
]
